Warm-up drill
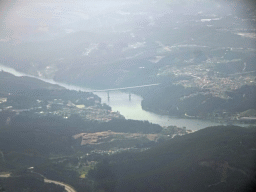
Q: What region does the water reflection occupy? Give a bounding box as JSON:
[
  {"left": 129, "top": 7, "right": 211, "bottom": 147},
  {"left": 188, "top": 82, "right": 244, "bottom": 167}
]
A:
[
  {"left": 0, "top": 64, "right": 240, "bottom": 130},
  {"left": 94, "top": 90, "right": 223, "bottom": 130}
]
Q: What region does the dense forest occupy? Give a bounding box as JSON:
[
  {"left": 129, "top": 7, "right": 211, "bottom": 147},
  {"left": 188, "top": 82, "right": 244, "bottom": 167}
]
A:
[
  {"left": 0, "top": 1, "right": 255, "bottom": 191},
  {"left": 0, "top": 71, "right": 164, "bottom": 191},
  {"left": 0, "top": 111, "right": 164, "bottom": 191},
  {"left": 133, "top": 84, "right": 256, "bottom": 117},
  {"left": 88, "top": 125, "right": 256, "bottom": 192},
  {"left": 0, "top": 176, "right": 65, "bottom": 192},
  {"left": 0, "top": 112, "right": 163, "bottom": 164}
]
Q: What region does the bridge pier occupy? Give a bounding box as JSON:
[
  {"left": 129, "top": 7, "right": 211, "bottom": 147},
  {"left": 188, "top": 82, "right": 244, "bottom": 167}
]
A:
[
  {"left": 107, "top": 91, "right": 110, "bottom": 101},
  {"left": 129, "top": 92, "right": 131, "bottom": 101}
]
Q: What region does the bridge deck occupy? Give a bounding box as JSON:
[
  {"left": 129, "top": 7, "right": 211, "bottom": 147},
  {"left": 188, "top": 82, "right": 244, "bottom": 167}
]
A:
[{"left": 91, "top": 83, "right": 160, "bottom": 92}]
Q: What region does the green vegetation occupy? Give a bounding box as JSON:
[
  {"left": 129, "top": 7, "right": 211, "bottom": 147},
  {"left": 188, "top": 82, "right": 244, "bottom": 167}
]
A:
[
  {"left": 0, "top": 112, "right": 164, "bottom": 191},
  {"left": 0, "top": 71, "right": 63, "bottom": 93},
  {"left": 136, "top": 84, "right": 256, "bottom": 118},
  {"left": 88, "top": 126, "right": 256, "bottom": 192},
  {"left": 0, "top": 175, "right": 65, "bottom": 192},
  {"left": 240, "top": 109, "right": 256, "bottom": 117},
  {"left": 1, "top": 71, "right": 255, "bottom": 192},
  {"left": 0, "top": 71, "right": 164, "bottom": 191},
  {"left": 0, "top": 1, "right": 255, "bottom": 191}
]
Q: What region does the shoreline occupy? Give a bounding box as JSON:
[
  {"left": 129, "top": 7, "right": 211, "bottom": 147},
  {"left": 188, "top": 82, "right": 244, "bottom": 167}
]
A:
[
  {"left": 0, "top": 64, "right": 251, "bottom": 130},
  {"left": 141, "top": 105, "right": 254, "bottom": 127}
]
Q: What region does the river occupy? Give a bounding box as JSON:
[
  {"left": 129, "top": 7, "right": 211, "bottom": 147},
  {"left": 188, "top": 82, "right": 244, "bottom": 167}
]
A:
[{"left": 0, "top": 64, "right": 240, "bottom": 130}]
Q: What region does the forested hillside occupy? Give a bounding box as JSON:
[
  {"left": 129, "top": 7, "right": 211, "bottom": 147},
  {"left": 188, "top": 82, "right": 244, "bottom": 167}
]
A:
[
  {"left": 134, "top": 84, "right": 256, "bottom": 117},
  {"left": 88, "top": 125, "right": 256, "bottom": 192}
]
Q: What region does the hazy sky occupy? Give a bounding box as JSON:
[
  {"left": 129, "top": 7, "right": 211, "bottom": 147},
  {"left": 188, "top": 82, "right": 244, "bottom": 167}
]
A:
[
  {"left": 0, "top": 0, "right": 252, "bottom": 42},
  {"left": 0, "top": 0, "right": 131, "bottom": 41}
]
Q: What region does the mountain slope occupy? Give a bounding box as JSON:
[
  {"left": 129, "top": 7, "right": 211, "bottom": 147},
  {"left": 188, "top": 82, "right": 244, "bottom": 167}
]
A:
[{"left": 89, "top": 125, "right": 256, "bottom": 192}]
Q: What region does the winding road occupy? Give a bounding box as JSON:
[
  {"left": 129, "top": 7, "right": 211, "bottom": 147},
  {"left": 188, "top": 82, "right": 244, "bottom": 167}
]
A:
[
  {"left": 44, "top": 179, "right": 76, "bottom": 192},
  {"left": 0, "top": 172, "right": 77, "bottom": 192},
  {"left": 0, "top": 173, "right": 10, "bottom": 178}
]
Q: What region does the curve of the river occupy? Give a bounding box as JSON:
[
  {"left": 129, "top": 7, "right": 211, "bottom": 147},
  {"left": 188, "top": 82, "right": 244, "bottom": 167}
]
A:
[{"left": 0, "top": 64, "right": 244, "bottom": 130}]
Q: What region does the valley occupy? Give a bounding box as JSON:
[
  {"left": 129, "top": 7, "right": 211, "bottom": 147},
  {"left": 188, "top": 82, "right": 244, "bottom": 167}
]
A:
[{"left": 0, "top": 0, "right": 256, "bottom": 192}]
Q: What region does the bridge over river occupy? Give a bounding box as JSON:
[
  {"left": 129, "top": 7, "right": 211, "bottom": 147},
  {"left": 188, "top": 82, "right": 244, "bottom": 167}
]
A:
[
  {"left": 91, "top": 83, "right": 161, "bottom": 101},
  {"left": 0, "top": 64, "right": 231, "bottom": 129}
]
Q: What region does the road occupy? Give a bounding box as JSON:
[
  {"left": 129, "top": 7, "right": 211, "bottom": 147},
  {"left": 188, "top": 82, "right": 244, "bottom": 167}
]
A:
[
  {"left": 44, "top": 179, "right": 77, "bottom": 192},
  {"left": 0, "top": 173, "right": 10, "bottom": 178},
  {"left": 0, "top": 172, "right": 77, "bottom": 192}
]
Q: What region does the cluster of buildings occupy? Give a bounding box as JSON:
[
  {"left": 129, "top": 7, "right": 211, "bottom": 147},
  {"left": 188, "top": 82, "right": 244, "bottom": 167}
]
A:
[
  {"left": 159, "top": 57, "right": 255, "bottom": 99},
  {"left": 89, "top": 147, "right": 149, "bottom": 156},
  {"left": 37, "top": 99, "right": 124, "bottom": 122},
  {"left": 0, "top": 96, "right": 124, "bottom": 123}
]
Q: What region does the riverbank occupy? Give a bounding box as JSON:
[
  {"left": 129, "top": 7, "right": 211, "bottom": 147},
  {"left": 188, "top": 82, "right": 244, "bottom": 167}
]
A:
[
  {"left": 0, "top": 64, "right": 249, "bottom": 130},
  {"left": 142, "top": 104, "right": 254, "bottom": 126}
]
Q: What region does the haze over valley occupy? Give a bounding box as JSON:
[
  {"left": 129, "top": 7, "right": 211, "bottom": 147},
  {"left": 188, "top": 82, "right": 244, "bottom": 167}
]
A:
[{"left": 0, "top": 0, "right": 256, "bottom": 192}]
